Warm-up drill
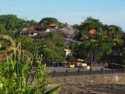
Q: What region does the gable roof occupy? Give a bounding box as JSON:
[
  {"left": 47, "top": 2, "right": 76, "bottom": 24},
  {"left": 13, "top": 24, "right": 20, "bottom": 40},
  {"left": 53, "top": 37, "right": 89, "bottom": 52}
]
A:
[
  {"left": 88, "top": 29, "right": 96, "bottom": 35},
  {"left": 49, "top": 23, "right": 58, "bottom": 27}
]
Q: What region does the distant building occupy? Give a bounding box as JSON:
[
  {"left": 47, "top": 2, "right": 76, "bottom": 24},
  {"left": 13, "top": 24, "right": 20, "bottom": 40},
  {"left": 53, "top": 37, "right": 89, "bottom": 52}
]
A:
[
  {"left": 60, "top": 25, "right": 77, "bottom": 38},
  {"left": 49, "top": 23, "right": 58, "bottom": 29},
  {"left": 88, "top": 29, "right": 96, "bottom": 35},
  {"left": 19, "top": 23, "right": 51, "bottom": 39}
]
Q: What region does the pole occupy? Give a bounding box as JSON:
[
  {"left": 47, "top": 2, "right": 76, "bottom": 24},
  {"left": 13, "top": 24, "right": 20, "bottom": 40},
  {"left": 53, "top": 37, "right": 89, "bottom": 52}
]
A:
[
  {"left": 90, "top": 60, "right": 92, "bottom": 75},
  {"left": 33, "top": 45, "right": 46, "bottom": 66}
]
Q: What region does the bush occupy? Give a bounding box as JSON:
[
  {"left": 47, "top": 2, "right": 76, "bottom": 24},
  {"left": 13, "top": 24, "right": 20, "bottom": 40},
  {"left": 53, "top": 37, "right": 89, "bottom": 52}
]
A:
[{"left": 0, "top": 51, "right": 60, "bottom": 94}]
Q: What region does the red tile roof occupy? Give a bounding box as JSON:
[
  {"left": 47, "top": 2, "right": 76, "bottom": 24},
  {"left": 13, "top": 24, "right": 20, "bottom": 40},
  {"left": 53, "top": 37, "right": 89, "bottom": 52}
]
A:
[
  {"left": 88, "top": 29, "right": 96, "bottom": 34},
  {"left": 49, "top": 23, "right": 57, "bottom": 27}
]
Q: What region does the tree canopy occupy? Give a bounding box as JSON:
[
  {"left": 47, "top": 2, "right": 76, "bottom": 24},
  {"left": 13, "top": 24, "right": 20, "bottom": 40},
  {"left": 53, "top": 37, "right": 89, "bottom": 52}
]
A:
[
  {"left": 0, "top": 14, "right": 36, "bottom": 31},
  {"left": 39, "top": 17, "right": 65, "bottom": 28},
  {"left": 80, "top": 17, "right": 103, "bottom": 31},
  {"left": 40, "top": 31, "right": 66, "bottom": 62},
  {"left": 1, "top": 14, "right": 125, "bottom": 65}
]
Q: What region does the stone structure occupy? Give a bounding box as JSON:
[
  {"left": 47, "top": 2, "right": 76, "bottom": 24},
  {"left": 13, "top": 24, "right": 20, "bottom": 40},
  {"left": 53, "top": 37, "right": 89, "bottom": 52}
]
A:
[{"left": 52, "top": 73, "right": 125, "bottom": 85}]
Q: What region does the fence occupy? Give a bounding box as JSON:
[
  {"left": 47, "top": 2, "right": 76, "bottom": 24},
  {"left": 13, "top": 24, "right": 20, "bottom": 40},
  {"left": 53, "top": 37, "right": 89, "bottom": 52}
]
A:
[{"left": 49, "top": 68, "right": 125, "bottom": 77}]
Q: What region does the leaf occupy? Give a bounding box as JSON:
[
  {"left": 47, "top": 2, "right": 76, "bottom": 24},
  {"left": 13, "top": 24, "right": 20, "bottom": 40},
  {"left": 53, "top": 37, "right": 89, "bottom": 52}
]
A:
[{"left": 45, "top": 86, "right": 61, "bottom": 94}]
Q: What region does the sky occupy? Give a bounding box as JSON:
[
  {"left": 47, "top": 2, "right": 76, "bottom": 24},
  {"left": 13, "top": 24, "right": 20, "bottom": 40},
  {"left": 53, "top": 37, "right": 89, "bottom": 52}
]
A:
[{"left": 0, "top": 0, "right": 125, "bottom": 30}]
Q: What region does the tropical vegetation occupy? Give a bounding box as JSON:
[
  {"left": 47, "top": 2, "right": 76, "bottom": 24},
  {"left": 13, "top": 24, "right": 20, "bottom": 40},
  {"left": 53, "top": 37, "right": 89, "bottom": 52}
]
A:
[{"left": 0, "top": 35, "right": 60, "bottom": 94}]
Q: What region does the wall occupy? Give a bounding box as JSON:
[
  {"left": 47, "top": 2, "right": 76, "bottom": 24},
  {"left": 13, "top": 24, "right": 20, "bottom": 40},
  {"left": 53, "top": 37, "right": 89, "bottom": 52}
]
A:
[{"left": 52, "top": 73, "right": 125, "bottom": 85}]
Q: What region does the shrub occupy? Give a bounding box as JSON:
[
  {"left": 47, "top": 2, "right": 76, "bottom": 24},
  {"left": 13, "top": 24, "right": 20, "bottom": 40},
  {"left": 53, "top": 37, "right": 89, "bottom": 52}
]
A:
[{"left": 0, "top": 51, "right": 60, "bottom": 94}]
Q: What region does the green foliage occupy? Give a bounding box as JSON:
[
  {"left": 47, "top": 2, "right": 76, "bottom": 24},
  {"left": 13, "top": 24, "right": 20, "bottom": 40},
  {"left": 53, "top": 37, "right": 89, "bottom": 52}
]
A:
[
  {"left": 74, "top": 30, "right": 87, "bottom": 41},
  {"left": 0, "top": 24, "right": 7, "bottom": 33},
  {"left": 71, "top": 28, "right": 123, "bottom": 63},
  {"left": 16, "top": 36, "right": 41, "bottom": 54},
  {"left": 45, "top": 86, "right": 61, "bottom": 94},
  {"left": 71, "top": 17, "right": 125, "bottom": 64},
  {"left": 40, "top": 31, "right": 66, "bottom": 62},
  {"left": 0, "top": 14, "right": 36, "bottom": 31},
  {"left": 0, "top": 52, "right": 60, "bottom": 94},
  {"left": 39, "top": 17, "right": 65, "bottom": 28},
  {"left": 80, "top": 17, "right": 103, "bottom": 31},
  {"left": 39, "top": 17, "right": 58, "bottom": 25},
  {"left": 0, "top": 59, "right": 30, "bottom": 93},
  {"left": 74, "top": 17, "right": 123, "bottom": 42},
  {"left": 1, "top": 14, "right": 125, "bottom": 65}
]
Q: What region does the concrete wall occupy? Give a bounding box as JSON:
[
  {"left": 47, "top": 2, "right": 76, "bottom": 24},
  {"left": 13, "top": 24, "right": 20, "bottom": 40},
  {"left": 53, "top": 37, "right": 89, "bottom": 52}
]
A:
[{"left": 52, "top": 73, "right": 125, "bottom": 85}]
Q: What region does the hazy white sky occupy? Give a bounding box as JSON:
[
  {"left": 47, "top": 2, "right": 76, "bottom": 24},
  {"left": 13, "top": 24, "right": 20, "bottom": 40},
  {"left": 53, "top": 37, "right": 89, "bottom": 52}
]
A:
[{"left": 0, "top": 0, "right": 125, "bottom": 30}]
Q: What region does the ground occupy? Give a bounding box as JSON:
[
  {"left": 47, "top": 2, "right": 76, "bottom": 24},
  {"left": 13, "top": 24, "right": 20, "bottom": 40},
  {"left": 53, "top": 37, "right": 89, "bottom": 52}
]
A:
[
  {"left": 47, "top": 66, "right": 125, "bottom": 94},
  {"left": 58, "top": 84, "right": 125, "bottom": 94}
]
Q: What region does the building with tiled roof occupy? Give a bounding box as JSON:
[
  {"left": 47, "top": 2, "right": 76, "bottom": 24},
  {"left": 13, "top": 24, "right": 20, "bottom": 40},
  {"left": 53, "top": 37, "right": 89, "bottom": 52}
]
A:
[
  {"left": 49, "top": 23, "right": 58, "bottom": 29},
  {"left": 19, "top": 23, "right": 50, "bottom": 39},
  {"left": 88, "top": 29, "right": 96, "bottom": 35}
]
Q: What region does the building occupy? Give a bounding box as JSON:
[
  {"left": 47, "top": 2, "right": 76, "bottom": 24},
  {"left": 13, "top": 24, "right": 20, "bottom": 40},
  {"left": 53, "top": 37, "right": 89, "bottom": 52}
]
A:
[
  {"left": 19, "top": 24, "right": 51, "bottom": 39},
  {"left": 49, "top": 23, "right": 58, "bottom": 29}
]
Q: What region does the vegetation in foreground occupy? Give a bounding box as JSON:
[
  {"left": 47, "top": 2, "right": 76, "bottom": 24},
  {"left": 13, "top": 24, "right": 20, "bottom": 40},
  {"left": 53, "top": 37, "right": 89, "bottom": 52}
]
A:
[{"left": 0, "top": 48, "right": 60, "bottom": 94}]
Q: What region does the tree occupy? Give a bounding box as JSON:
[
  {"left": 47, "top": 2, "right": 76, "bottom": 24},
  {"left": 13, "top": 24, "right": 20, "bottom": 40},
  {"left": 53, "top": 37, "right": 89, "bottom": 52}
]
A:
[
  {"left": 16, "top": 36, "right": 41, "bottom": 54},
  {"left": 39, "top": 17, "right": 58, "bottom": 25},
  {"left": 0, "top": 14, "right": 36, "bottom": 31},
  {"left": 40, "top": 31, "right": 66, "bottom": 64},
  {"left": 39, "top": 17, "right": 65, "bottom": 28},
  {"left": 0, "top": 24, "right": 7, "bottom": 34},
  {"left": 80, "top": 17, "right": 103, "bottom": 32},
  {"left": 71, "top": 28, "right": 118, "bottom": 64},
  {"left": 74, "top": 17, "right": 104, "bottom": 41}
]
